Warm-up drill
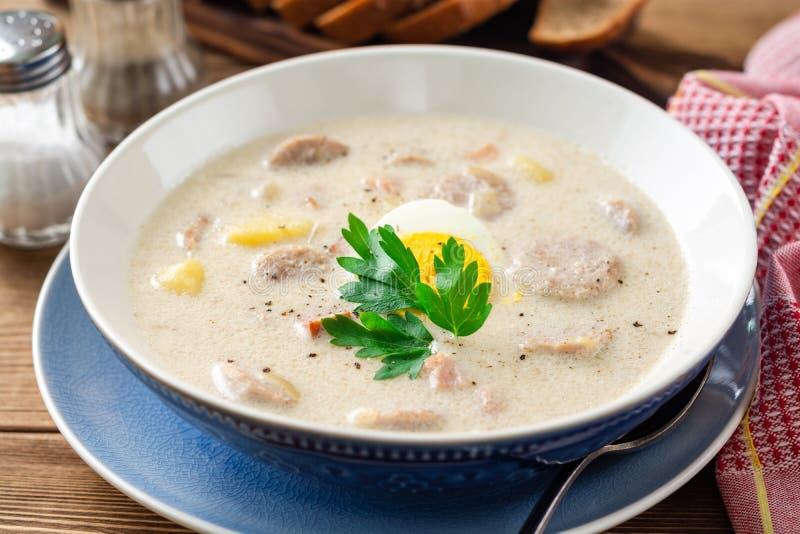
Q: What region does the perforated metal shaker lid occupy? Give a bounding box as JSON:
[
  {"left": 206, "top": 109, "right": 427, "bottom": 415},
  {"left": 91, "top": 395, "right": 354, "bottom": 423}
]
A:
[{"left": 0, "top": 10, "right": 70, "bottom": 93}]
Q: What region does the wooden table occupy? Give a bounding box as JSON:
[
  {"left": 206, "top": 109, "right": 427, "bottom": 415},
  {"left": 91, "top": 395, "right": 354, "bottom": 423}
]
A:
[{"left": 2, "top": 0, "right": 796, "bottom": 531}]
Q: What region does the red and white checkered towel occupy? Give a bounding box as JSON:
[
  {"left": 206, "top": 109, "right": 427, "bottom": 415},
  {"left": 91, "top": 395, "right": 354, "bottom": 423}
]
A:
[{"left": 668, "top": 12, "right": 800, "bottom": 533}]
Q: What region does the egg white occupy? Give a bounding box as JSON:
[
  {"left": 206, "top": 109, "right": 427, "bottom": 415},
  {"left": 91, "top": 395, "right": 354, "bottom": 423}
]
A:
[{"left": 374, "top": 199, "right": 504, "bottom": 267}]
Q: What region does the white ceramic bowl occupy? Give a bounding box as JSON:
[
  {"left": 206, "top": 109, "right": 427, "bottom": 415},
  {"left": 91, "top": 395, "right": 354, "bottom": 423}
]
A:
[{"left": 70, "top": 46, "right": 756, "bottom": 489}]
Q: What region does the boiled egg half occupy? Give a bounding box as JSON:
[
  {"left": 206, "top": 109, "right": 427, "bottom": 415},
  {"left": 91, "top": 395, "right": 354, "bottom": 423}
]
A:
[{"left": 375, "top": 199, "right": 504, "bottom": 287}]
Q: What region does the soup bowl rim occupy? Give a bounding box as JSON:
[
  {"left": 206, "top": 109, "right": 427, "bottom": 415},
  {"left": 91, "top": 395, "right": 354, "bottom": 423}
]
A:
[{"left": 70, "top": 45, "right": 758, "bottom": 446}]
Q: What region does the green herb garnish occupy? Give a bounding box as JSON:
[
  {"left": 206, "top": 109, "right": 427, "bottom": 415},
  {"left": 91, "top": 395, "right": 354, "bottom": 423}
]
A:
[
  {"left": 415, "top": 237, "right": 492, "bottom": 337},
  {"left": 336, "top": 214, "right": 421, "bottom": 313},
  {"left": 323, "top": 214, "right": 494, "bottom": 380},
  {"left": 321, "top": 311, "right": 433, "bottom": 380}
]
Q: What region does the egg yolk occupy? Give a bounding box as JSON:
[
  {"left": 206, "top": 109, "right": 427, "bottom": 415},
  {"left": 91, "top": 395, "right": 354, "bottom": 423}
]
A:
[{"left": 400, "top": 232, "right": 492, "bottom": 288}]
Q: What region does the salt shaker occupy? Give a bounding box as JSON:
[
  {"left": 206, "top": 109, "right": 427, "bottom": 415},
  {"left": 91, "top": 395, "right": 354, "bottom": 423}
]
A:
[
  {"left": 71, "top": 0, "right": 205, "bottom": 144},
  {"left": 0, "top": 10, "right": 105, "bottom": 248}
]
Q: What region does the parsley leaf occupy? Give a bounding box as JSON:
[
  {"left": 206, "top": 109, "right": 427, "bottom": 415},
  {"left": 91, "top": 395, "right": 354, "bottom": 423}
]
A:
[
  {"left": 325, "top": 214, "right": 495, "bottom": 381},
  {"left": 321, "top": 311, "right": 433, "bottom": 379},
  {"left": 415, "top": 237, "right": 493, "bottom": 337},
  {"left": 336, "top": 214, "right": 421, "bottom": 313}
]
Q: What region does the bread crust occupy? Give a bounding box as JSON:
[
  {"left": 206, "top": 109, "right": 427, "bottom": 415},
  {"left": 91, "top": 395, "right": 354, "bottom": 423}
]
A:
[
  {"left": 316, "top": 0, "right": 433, "bottom": 44},
  {"left": 529, "top": 0, "right": 647, "bottom": 53},
  {"left": 272, "top": 0, "right": 344, "bottom": 28},
  {"left": 384, "top": 0, "right": 518, "bottom": 43}
]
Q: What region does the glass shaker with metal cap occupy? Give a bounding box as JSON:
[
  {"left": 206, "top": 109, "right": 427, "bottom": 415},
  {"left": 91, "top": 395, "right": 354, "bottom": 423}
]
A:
[
  {"left": 0, "top": 10, "right": 105, "bottom": 248},
  {"left": 71, "top": 0, "right": 205, "bottom": 145}
]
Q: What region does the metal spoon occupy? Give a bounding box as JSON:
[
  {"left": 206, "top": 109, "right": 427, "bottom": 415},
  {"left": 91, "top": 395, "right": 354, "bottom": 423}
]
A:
[{"left": 519, "top": 356, "right": 715, "bottom": 534}]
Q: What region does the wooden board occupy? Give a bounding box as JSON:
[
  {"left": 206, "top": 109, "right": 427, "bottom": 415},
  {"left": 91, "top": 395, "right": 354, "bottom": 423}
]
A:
[
  {"left": 0, "top": 246, "right": 61, "bottom": 432},
  {"left": 0, "top": 432, "right": 731, "bottom": 532},
  {"left": 0, "top": 433, "right": 191, "bottom": 532}
]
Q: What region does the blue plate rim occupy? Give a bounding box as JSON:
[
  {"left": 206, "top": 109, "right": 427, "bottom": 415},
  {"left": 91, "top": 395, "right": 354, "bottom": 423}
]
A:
[
  {"left": 33, "top": 246, "right": 235, "bottom": 534},
  {"left": 32, "top": 245, "right": 758, "bottom": 533}
]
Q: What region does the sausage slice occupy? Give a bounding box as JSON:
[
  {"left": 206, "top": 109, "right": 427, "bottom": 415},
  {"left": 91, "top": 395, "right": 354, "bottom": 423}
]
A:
[
  {"left": 269, "top": 135, "right": 349, "bottom": 167},
  {"left": 429, "top": 166, "right": 514, "bottom": 218},
  {"left": 422, "top": 352, "right": 464, "bottom": 390},
  {"left": 510, "top": 237, "right": 620, "bottom": 300},
  {"left": 521, "top": 328, "right": 613, "bottom": 355},
  {"left": 600, "top": 199, "right": 638, "bottom": 233},
  {"left": 252, "top": 245, "right": 329, "bottom": 283},
  {"left": 346, "top": 407, "right": 443, "bottom": 431},
  {"left": 211, "top": 361, "right": 299, "bottom": 404}
]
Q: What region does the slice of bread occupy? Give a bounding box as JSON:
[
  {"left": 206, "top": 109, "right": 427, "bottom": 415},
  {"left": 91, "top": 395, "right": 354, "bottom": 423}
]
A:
[
  {"left": 529, "top": 0, "right": 646, "bottom": 52},
  {"left": 315, "top": 0, "right": 435, "bottom": 44},
  {"left": 384, "top": 0, "right": 518, "bottom": 43},
  {"left": 272, "top": 0, "right": 343, "bottom": 28}
]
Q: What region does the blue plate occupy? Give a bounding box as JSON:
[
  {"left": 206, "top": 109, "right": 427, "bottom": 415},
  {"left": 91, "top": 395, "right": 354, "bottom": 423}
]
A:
[{"left": 33, "top": 249, "right": 759, "bottom": 533}]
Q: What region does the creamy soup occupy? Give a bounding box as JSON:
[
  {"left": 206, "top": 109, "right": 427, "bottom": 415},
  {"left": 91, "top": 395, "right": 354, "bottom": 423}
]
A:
[{"left": 129, "top": 114, "right": 687, "bottom": 433}]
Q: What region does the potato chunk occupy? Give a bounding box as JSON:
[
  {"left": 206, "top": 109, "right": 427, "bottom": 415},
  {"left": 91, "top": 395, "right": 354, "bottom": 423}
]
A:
[
  {"left": 227, "top": 216, "right": 312, "bottom": 246},
  {"left": 512, "top": 155, "right": 553, "bottom": 183},
  {"left": 154, "top": 258, "right": 205, "bottom": 296}
]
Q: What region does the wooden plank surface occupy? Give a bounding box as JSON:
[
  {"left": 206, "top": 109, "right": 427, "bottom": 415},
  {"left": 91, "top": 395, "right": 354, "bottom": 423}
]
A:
[
  {"left": 0, "top": 433, "right": 191, "bottom": 532},
  {"left": 0, "top": 433, "right": 729, "bottom": 533},
  {"left": 2, "top": 0, "right": 796, "bottom": 531},
  {"left": 0, "top": 246, "right": 61, "bottom": 432}
]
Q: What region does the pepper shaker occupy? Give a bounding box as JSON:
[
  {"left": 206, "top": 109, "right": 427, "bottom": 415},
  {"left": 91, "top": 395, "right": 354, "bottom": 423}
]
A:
[
  {"left": 0, "top": 10, "right": 105, "bottom": 248},
  {"left": 71, "top": 0, "right": 205, "bottom": 145}
]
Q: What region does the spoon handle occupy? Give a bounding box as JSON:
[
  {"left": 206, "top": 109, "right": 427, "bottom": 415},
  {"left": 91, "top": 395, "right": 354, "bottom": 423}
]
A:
[{"left": 519, "top": 452, "right": 600, "bottom": 534}]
